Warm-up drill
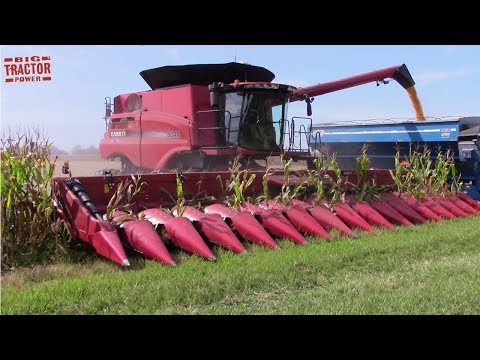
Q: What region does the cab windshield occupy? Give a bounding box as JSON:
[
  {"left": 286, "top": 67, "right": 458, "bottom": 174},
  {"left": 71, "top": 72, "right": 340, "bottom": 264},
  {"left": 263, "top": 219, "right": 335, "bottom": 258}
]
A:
[{"left": 223, "top": 91, "right": 289, "bottom": 151}]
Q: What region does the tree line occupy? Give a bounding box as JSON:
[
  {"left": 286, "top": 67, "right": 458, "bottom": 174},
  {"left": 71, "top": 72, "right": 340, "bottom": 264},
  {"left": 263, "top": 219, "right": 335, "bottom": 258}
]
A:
[{"left": 50, "top": 144, "right": 99, "bottom": 155}]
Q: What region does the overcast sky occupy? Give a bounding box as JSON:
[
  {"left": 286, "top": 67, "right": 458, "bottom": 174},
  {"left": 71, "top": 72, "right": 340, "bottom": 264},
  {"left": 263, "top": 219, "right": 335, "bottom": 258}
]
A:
[{"left": 1, "top": 45, "right": 479, "bottom": 151}]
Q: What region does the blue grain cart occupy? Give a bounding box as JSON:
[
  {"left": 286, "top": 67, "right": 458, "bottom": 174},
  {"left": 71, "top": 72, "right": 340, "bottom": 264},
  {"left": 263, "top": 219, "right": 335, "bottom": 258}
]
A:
[{"left": 309, "top": 116, "right": 480, "bottom": 199}]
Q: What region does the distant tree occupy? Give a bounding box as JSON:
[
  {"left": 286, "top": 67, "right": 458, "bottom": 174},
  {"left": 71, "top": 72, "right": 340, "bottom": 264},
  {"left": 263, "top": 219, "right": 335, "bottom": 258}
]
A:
[
  {"left": 70, "top": 144, "right": 99, "bottom": 155},
  {"left": 49, "top": 145, "right": 69, "bottom": 156},
  {"left": 84, "top": 145, "right": 99, "bottom": 154},
  {"left": 71, "top": 145, "right": 83, "bottom": 155}
]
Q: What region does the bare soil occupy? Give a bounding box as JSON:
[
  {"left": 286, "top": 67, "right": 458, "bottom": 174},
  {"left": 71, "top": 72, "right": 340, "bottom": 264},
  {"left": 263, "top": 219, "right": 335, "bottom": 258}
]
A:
[
  {"left": 52, "top": 154, "right": 122, "bottom": 178},
  {"left": 50, "top": 154, "right": 308, "bottom": 178}
]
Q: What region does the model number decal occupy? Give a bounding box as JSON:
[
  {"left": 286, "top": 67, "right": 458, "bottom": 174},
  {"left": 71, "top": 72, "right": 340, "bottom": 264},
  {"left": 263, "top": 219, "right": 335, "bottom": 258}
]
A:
[
  {"left": 143, "top": 130, "right": 181, "bottom": 138},
  {"left": 109, "top": 130, "right": 181, "bottom": 138},
  {"left": 159, "top": 130, "right": 180, "bottom": 138}
]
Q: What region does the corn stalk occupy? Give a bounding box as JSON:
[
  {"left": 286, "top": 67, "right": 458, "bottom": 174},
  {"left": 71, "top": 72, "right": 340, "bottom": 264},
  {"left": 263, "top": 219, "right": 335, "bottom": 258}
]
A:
[
  {"left": 255, "top": 159, "right": 275, "bottom": 204},
  {"left": 307, "top": 151, "right": 331, "bottom": 201},
  {"left": 161, "top": 170, "right": 215, "bottom": 215},
  {"left": 402, "top": 145, "right": 433, "bottom": 199},
  {"left": 389, "top": 146, "right": 409, "bottom": 194},
  {"left": 106, "top": 174, "right": 147, "bottom": 223},
  {"left": 1, "top": 127, "right": 71, "bottom": 270},
  {"left": 449, "top": 157, "right": 463, "bottom": 195},
  {"left": 218, "top": 155, "right": 256, "bottom": 210},
  {"left": 275, "top": 154, "right": 306, "bottom": 205},
  {"left": 431, "top": 149, "right": 451, "bottom": 195},
  {"left": 328, "top": 153, "right": 346, "bottom": 204},
  {"left": 353, "top": 145, "right": 370, "bottom": 200}
]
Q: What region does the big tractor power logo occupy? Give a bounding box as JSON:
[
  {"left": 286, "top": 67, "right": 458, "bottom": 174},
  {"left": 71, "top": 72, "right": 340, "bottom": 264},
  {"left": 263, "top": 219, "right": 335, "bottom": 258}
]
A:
[{"left": 3, "top": 56, "right": 52, "bottom": 83}]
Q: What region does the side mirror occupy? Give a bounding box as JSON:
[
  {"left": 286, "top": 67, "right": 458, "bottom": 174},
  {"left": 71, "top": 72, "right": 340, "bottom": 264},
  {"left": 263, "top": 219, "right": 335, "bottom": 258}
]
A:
[
  {"left": 104, "top": 97, "right": 112, "bottom": 119},
  {"left": 104, "top": 97, "right": 112, "bottom": 130},
  {"left": 62, "top": 160, "right": 72, "bottom": 177},
  {"left": 210, "top": 91, "right": 219, "bottom": 108},
  {"left": 306, "top": 97, "right": 314, "bottom": 117}
]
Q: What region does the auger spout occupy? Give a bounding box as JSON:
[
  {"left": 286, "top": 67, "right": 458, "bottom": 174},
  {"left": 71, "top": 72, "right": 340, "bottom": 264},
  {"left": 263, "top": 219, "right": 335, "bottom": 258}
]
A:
[{"left": 293, "top": 64, "right": 426, "bottom": 120}]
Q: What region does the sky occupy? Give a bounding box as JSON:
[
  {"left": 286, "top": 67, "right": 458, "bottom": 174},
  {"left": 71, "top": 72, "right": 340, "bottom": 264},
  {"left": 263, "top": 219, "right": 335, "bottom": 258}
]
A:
[{"left": 1, "top": 45, "right": 479, "bottom": 152}]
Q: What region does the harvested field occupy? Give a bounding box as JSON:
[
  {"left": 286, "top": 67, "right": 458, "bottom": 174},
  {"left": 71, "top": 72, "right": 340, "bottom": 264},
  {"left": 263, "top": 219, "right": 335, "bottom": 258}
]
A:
[
  {"left": 51, "top": 154, "right": 307, "bottom": 178},
  {"left": 52, "top": 154, "right": 122, "bottom": 178}
]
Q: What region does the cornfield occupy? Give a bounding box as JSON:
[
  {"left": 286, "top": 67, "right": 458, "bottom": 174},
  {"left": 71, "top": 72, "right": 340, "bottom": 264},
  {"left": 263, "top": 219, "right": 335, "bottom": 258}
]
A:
[{"left": 1, "top": 127, "right": 71, "bottom": 270}]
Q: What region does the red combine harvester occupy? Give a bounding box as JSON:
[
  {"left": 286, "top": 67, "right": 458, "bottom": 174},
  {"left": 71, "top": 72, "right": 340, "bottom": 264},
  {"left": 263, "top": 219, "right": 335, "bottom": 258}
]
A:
[
  {"left": 52, "top": 62, "right": 480, "bottom": 267},
  {"left": 99, "top": 62, "right": 417, "bottom": 172}
]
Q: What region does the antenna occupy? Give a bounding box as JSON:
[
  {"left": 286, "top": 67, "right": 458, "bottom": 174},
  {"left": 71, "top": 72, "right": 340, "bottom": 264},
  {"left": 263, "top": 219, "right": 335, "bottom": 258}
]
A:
[{"left": 234, "top": 50, "right": 237, "bottom": 62}]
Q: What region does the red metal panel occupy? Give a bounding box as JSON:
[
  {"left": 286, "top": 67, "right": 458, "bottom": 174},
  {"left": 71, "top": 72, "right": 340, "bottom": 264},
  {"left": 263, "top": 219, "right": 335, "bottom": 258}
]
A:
[
  {"left": 99, "top": 111, "right": 142, "bottom": 166},
  {"left": 52, "top": 181, "right": 128, "bottom": 266},
  {"left": 180, "top": 207, "right": 245, "bottom": 253},
  {"left": 294, "top": 65, "right": 404, "bottom": 99},
  {"left": 239, "top": 202, "right": 306, "bottom": 244},
  {"left": 139, "top": 90, "right": 161, "bottom": 112},
  {"left": 139, "top": 111, "right": 192, "bottom": 169},
  {"left": 190, "top": 85, "right": 218, "bottom": 147}
]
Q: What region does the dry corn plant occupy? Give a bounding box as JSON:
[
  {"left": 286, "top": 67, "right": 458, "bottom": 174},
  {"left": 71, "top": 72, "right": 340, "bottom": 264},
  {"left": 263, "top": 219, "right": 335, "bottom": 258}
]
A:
[
  {"left": 255, "top": 158, "right": 275, "bottom": 204},
  {"left": 106, "top": 174, "right": 147, "bottom": 224},
  {"left": 352, "top": 145, "right": 385, "bottom": 200},
  {"left": 275, "top": 154, "right": 307, "bottom": 205},
  {"left": 306, "top": 150, "right": 331, "bottom": 201},
  {"left": 401, "top": 144, "right": 433, "bottom": 199},
  {"left": 1, "top": 126, "right": 71, "bottom": 270},
  {"left": 353, "top": 145, "right": 370, "bottom": 200},
  {"left": 431, "top": 148, "right": 463, "bottom": 196},
  {"left": 217, "top": 155, "right": 256, "bottom": 210},
  {"left": 160, "top": 170, "right": 216, "bottom": 216},
  {"left": 448, "top": 158, "right": 463, "bottom": 195},
  {"left": 327, "top": 153, "right": 347, "bottom": 204},
  {"left": 389, "top": 145, "right": 409, "bottom": 195}
]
